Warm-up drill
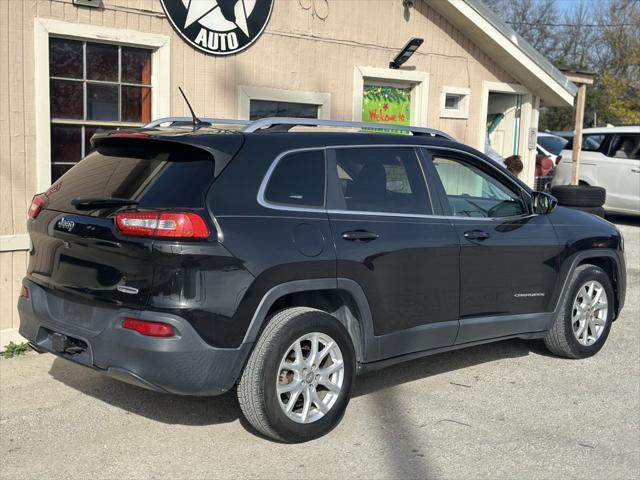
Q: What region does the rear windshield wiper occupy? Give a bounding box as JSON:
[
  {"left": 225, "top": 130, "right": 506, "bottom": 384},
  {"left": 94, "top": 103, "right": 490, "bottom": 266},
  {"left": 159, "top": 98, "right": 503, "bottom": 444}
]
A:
[{"left": 71, "top": 197, "right": 139, "bottom": 209}]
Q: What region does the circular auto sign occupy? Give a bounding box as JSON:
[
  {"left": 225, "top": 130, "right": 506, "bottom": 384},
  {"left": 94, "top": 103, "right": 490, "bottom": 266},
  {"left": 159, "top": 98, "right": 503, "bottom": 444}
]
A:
[{"left": 160, "top": 0, "right": 274, "bottom": 56}]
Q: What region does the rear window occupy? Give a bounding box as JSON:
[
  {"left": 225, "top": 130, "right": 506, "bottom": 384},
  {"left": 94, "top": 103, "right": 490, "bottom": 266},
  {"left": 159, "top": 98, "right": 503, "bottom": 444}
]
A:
[
  {"left": 537, "top": 135, "right": 568, "bottom": 155},
  {"left": 264, "top": 150, "right": 326, "bottom": 208},
  {"left": 45, "top": 143, "right": 215, "bottom": 212}
]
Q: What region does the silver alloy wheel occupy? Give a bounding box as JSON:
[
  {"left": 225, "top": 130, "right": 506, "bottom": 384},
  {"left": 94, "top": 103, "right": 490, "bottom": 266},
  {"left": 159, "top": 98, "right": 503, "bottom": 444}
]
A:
[
  {"left": 571, "top": 280, "right": 608, "bottom": 346},
  {"left": 276, "top": 332, "right": 345, "bottom": 424}
]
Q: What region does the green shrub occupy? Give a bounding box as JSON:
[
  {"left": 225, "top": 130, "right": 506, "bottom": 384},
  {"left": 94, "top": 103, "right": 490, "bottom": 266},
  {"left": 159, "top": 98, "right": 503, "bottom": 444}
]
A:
[{"left": 2, "top": 341, "right": 29, "bottom": 359}]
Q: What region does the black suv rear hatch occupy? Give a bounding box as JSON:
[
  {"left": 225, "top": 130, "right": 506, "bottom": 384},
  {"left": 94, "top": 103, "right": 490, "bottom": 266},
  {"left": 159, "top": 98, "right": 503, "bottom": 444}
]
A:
[{"left": 27, "top": 136, "right": 240, "bottom": 308}]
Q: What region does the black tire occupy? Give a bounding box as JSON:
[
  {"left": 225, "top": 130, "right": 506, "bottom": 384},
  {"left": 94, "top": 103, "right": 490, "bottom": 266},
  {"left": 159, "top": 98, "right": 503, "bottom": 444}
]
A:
[
  {"left": 550, "top": 185, "right": 606, "bottom": 207},
  {"left": 237, "top": 307, "right": 356, "bottom": 443},
  {"left": 544, "top": 265, "right": 614, "bottom": 359},
  {"left": 571, "top": 205, "right": 605, "bottom": 217}
]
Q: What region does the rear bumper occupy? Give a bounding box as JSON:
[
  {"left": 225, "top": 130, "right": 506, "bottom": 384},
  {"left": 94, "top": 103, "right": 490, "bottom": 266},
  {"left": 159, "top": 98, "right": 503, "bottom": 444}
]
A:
[{"left": 18, "top": 279, "right": 251, "bottom": 396}]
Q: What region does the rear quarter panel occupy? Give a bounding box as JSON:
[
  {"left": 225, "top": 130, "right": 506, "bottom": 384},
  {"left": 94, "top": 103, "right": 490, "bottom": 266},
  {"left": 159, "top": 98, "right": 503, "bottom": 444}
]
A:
[{"left": 205, "top": 136, "right": 337, "bottom": 348}]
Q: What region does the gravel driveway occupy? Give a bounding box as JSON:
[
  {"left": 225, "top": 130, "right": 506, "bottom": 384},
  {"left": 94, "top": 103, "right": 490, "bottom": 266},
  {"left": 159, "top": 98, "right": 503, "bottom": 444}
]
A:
[{"left": 1, "top": 216, "right": 638, "bottom": 480}]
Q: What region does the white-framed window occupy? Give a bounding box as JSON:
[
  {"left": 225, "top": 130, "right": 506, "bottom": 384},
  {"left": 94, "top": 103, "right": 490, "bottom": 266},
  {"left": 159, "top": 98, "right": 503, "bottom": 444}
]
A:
[
  {"left": 238, "top": 86, "right": 331, "bottom": 120},
  {"left": 34, "top": 19, "right": 171, "bottom": 191},
  {"left": 440, "top": 86, "right": 470, "bottom": 119},
  {"left": 353, "top": 66, "right": 429, "bottom": 127}
]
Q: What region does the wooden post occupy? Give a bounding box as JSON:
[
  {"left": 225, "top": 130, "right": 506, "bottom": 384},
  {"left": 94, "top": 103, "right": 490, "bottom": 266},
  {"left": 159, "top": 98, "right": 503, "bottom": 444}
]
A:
[{"left": 571, "top": 83, "right": 587, "bottom": 185}]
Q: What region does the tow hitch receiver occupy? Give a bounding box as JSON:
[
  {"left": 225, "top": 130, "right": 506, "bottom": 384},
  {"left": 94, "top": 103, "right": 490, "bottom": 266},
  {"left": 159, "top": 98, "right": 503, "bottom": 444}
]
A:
[{"left": 50, "top": 332, "right": 85, "bottom": 355}]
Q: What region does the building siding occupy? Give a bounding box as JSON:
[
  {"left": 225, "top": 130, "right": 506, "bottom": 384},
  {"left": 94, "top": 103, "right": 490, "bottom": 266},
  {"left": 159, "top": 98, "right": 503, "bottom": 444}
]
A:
[{"left": 0, "top": 0, "right": 518, "bottom": 336}]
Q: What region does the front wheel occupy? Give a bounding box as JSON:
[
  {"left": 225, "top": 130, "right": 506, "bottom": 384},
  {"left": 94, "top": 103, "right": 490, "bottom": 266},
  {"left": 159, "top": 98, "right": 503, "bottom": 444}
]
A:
[
  {"left": 544, "top": 265, "right": 614, "bottom": 358},
  {"left": 237, "top": 307, "right": 356, "bottom": 442}
]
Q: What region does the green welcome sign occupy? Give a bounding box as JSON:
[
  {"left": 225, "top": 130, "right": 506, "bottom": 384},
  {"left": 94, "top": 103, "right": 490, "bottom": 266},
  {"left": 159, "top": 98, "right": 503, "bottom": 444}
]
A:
[{"left": 362, "top": 85, "right": 411, "bottom": 132}]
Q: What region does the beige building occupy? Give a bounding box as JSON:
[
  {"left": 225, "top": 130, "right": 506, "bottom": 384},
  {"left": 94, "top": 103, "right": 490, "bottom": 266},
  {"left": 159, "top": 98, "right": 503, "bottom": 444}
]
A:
[{"left": 0, "top": 0, "right": 576, "bottom": 345}]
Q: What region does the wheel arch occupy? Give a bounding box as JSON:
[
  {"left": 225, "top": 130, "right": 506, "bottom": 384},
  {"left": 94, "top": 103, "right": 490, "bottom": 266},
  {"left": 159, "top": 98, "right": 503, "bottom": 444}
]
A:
[
  {"left": 576, "top": 255, "right": 622, "bottom": 318},
  {"left": 555, "top": 250, "right": 625, "bottom": 321},
  {"left": 242, "top": 279, "right": 375, "bottom": 363}
]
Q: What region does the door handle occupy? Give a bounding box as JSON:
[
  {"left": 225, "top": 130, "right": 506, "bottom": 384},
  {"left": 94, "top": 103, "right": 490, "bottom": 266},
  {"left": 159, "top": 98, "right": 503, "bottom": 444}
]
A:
[
  {"left": 631, "top": 168, "right": 640, "bottom": 173},
  {"left": 464, "top": 230, "right": 490, "bottom": 241},
  {"left": 341, "top": 230, "right": 379, "bottom": 241}
]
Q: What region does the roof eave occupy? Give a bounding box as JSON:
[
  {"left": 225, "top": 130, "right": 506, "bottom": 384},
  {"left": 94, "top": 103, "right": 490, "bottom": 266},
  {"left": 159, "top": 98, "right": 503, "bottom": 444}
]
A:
[{"left": 429, "top": 0, "right": 577, "bottom": 107}]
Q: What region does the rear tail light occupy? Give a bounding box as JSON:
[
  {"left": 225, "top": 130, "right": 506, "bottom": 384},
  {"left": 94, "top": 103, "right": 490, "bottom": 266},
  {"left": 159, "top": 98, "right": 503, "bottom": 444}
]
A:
[
  {"left": 122, "top": 318, "right": 175, "bottom": 337},
  {"left": 555, "top": 154, "right": 562, "bottom": 165},
  {"left": 115, "top": 212, "right": 209, "bottom": 239},
  {"left": 28, "top": 194, "right": 47, "bottom": 219},
  {"left": 19, "top": 286, "right": 29, "bottom": 298}
]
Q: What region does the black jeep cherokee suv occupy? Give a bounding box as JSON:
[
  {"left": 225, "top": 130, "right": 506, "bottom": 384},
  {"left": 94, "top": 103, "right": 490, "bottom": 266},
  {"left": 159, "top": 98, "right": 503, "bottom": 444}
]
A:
[{"left": 18, "top": 118, "right": 626, "bottom": 443}]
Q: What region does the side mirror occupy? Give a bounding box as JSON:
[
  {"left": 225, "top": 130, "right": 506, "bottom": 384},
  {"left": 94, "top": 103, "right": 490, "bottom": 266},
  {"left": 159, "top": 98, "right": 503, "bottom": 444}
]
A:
[{"left": 532, "top": 191, "right": 557, "bottom": 215}]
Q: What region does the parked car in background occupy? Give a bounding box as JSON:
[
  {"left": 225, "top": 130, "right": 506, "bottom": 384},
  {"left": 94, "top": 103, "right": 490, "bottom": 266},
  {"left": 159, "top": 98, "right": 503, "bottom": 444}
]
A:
[
  {"left": 552, "top": 126, "right": 640, "bottom": 216},
  {"left": 535, "top": 132, "right": 567, "bottom": 190},
  {"left": 538, "top": 132, "right": 567, "bottom": 165}
]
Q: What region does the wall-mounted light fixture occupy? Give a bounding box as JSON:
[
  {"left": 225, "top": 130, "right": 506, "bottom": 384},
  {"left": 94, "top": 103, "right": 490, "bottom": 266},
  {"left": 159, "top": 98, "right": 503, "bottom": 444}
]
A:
[
  {"left": 389, "top": 37, "right": 424, "bottom": 69},
  {"left": 73, "top": 0, "right": 103, "bottom": 7}
]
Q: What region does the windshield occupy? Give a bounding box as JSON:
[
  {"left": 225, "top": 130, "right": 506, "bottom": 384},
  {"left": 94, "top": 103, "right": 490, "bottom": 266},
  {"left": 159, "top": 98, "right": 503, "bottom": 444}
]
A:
[{"left": 538, "top": 135, "right": 568, "bottom": 155}]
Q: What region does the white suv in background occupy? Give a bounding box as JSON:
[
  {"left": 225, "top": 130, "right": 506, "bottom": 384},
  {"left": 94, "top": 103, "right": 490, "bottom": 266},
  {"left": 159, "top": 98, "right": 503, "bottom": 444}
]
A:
[{"left": 552, "top": 126, "right": 640, "bottom": 216}]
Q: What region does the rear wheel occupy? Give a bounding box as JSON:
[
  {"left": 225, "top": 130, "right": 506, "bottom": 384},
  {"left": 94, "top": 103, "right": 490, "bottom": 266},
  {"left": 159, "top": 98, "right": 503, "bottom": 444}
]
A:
[
  {"left": 544, "top": 265, "right": 614, "bottom": 358},
  {"left": 237, "top": 307, "right": 355, "bottom": 442}
]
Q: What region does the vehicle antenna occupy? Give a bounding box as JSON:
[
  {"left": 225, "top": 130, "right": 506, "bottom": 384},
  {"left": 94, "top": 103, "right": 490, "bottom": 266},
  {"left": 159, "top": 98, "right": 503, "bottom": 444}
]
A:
[{"left": 178, "top": 86, "right": 204, "bottom": 131}]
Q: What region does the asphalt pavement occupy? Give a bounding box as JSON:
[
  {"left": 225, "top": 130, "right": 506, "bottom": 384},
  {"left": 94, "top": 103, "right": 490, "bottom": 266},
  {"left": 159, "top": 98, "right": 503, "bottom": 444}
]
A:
[{"left": 1, "top": 215, "right": 638, "bottom": 479}]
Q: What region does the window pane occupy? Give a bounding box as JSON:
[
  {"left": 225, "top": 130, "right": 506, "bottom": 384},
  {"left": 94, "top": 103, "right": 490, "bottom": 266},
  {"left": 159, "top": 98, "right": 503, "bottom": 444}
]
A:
[
  {"left": 51, "top": 163, "right": 76, "bottom": 182},
  {"left": 51, "top": 124, "right": 82, "bottom": 164},
  {"left": 121, "top": 86, "right": 151, "bottom": 123},
  {"left": 265, "top": 150, "right": 325, "bottom": 207},
  {"left": 50, "top": 80, "right": 83, "bottom": 119},
  {"left": 537, "top": 135, "right": 567, "bottom": 155},
  {"left": 362, "top": 85, "right": 411, "bottom": 127},
  {"left": 87, "top": 83, "right": 119, "bottom": 121},
  {"left": 49, "top": 38, "right": 83, "bottom": 79},
  {"left": 86, "top": 42, "right": 118, "bottom": 81},
  {"left": 250, "top": 100, "right": 318, "bottom": 120},
  {"left": 445, "top": 94, "right": 461, "bottom": 110},
  {"left": 122, "top": 47, "right": 151, "bottom": 84},
  {"left": 46, "top": 144, "right": 215, "bottom": 212},
  {"left": 432, "top": 156, "right": 525, "bottom": 218},
  {"left": 582, "top": 134, "right": 605, "bottom": 152},
  {"left": 334, "top": 148, "right": 430, "bottom": 214},
  {"left": 609, "top": 134, "right": 640, "bottom": 159},
  {"left": 84, "top": 125, "right": 115, "bottom": 156}
]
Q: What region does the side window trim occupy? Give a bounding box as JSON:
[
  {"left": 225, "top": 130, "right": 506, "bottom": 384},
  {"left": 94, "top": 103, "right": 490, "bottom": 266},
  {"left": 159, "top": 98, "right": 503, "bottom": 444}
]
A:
[
  {"left": 417, "top": 147, "right": 450, "bottom": 217},
  {"left": 257, "top": 147, "right": 328, "bottom": 213},
  {"left": 424, "top": 147, "right": 532, "bottom": 219},
  {"left": 326, "top": 145, "right": 434, "bottom": 217}
]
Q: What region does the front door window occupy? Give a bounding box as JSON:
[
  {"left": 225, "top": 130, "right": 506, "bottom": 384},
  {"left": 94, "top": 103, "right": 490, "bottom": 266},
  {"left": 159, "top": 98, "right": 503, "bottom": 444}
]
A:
[{"left": 432, "top": 156, "right": 527, "bottom": 218}]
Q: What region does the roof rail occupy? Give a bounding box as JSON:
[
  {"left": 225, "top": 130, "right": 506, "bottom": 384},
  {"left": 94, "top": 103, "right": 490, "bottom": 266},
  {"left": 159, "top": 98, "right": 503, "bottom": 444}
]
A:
[
  {"left": 242, "top": 117, "right": 455, "bottom": 140},
  {"left": 144, "top": 117, "right": 250, "bottom": 128}
]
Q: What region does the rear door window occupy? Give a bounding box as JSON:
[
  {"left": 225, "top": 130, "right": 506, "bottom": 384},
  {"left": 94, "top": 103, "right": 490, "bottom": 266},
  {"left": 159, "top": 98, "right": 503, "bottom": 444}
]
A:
[
  {"left": 263, "top": 149, "right": 326, "bottom": 208},
  {"left": 45, "top": 142, "right": 215, "bottom": 213},
  {"left": 332, "top": 147, "right": 431, "bottom": 215}
]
